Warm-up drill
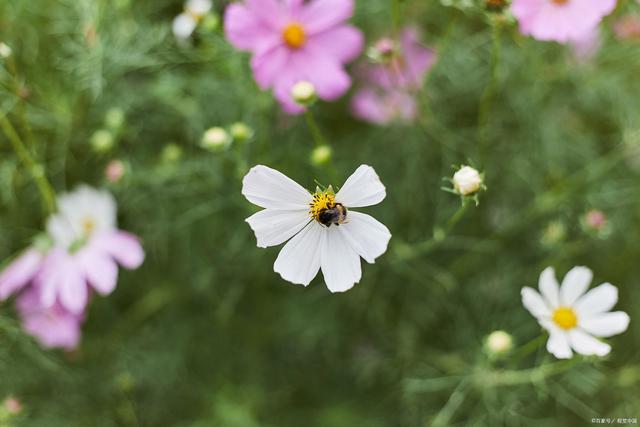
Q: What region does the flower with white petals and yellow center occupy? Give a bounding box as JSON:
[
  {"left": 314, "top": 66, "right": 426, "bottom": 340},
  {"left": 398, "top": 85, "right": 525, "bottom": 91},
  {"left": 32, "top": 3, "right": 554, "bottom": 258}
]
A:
[
  {"left": 173, "top": 0, "right": 212, "bottom": 40},
  {"left": 521, "top": 266, "right": 630, "bottom": 359},
  {"left": 242, "top": 165, "right": 391, "bottom": 292}
]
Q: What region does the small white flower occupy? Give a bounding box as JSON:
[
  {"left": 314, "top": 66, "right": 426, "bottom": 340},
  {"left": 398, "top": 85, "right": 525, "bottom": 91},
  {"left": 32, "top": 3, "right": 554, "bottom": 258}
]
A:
[
  {"left": 0, "top": 42, "right": 12, "bottom": 59},
  {"left": 172, "top": 0, "right": 212, "bottom": 40},
  {"left": 202, "top": 127, "right": 230, "bottom": 151},
  {"left": 242, "top": 165, "right": 392, "bottom": 292},
  {"left": 46, "top": 185, "right": 117, "bottom": 249},
  {"left": 291, "top": 81, "right": 317, "bottom": 106},
  {"left": 522, "top": 267, "right": 630, "bottom": 359},
  {"left": 453, "top": 165, "right": 482, "bottom": 196}
]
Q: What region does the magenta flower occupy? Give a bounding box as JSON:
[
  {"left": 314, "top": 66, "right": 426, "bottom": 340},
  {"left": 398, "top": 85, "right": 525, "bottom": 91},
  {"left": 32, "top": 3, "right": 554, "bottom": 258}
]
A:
[
  {"left": 16, "top": 287, "right": 84, "bottom": 350},
  {"left": 511, "top": 0, "right": 617, "bottom": 43},
  {"left": 351, "top": 27, "right": 436, "bottom": 125},
  {"left": 0, "top": 248, "right": 43, "bottom": 300},
  {"left": 224, "top": 0, "right": 363, "bottom": 113}
]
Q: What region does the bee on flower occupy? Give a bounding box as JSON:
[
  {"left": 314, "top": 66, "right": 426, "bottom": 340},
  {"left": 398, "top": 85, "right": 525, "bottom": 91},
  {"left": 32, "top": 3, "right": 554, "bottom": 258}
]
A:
[
  {"left": 522, "top": 267, "right": 630, "bottom": 359},
  {"left": 242, "top": 165, "right": 391, "bottom": 292}
]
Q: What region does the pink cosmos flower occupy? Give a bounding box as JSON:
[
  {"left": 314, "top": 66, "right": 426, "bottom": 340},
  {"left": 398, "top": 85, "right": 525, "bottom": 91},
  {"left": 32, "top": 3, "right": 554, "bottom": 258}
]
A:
[
  {"left": 39, "top": 186, "right": 145, "bottom": 314},
  {"left": 0, "top": 248, "right": 43, "bottom": 300},
  {"left": 511, "top": 0, "right": 617, "bottom": 43},
  {"left": 16, "top": 287, "right": 84, "bottom": 350},
  {"left": 351, "top": 27, "right": 436, "bottom": 125},
  {"left": 224, "top": 0, "right": 363, "bottom": 113}
]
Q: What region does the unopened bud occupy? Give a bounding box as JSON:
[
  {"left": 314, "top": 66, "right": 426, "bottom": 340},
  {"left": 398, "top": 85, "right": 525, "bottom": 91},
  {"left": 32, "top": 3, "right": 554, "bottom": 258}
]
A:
[
  {"left": 162, "top": 144, "right": 183, "bottom": 162},
  {"left": 291, "top": 81, "right": 317, "bottom": 106},
  {"left": 0, "top": 42, "right": 12, "bottom": 59},
  {"left": 201, "top": 127, "right": 231, "bottom": 151},
  {"left": 367, "top": 38, "right": 396, "bottom": 62},
  {"left": 105, "top": 160, "right": 126, "bottom": 183},
  {"left": 3, "top": 396, "right": 22, "bottom": 415},
  {"left": 229, "top": 122, "right": 253, "bottom": 143},
  {"left": 485, "top": 330, "right": 513, "bottom": 356},
  {"left": 90, "top": 129, "right": 114, "bottom": 153},
  {"left": 310, "top": 145, "right": 332, "bottom": 166},
  {"left": 453, "top": 166, "right": 483, "bottom": 196},
  {"left": 201, "top": 13, "right": 220, "bottom": 32},
  {"left": 105, "top": 108, "right": 125, "bottom": 131}
]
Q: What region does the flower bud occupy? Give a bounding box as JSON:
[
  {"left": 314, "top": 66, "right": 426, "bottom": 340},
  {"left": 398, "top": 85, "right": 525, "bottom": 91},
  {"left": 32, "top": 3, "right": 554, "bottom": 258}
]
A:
[
  {"left": 584, "top": 209, "right": 606, "bottom": 231},
  {"left": 105, "top": 108, "right": 125, "bottom": 131},
  {"left": 105, "top": 160, "right": 126, "bottom": 183},
  {"left": 453, "top": 165, "right": 483, "bottom": 196},
  {"left": 161, "top": 144, "right": 183, "bottom": 163},
  {"left": 485, "top": 330, "right": 513, "bottom": 356},
  {"left": 201, "top": 13, "right": 220, "bottom": 32},
  {"left": 90, "top": 129, "right": 115, "bottom": 153},
  {"left": 0, "top": 42, "right": 12, "bottom": 59},
  {"left": 367, "top": 38, "right": 396, "bottom": 62},
  {"left": 201, "top": 127, "right": 231, "bottom": 151},
  {"left": 310, "top": 145, "right": 332, "bottom": 166},
  {"left": 229, "top": 122, "right": 254, "bottom": 143},
  {"left": 3, "top": 396, "right": 22, "bottom": 415},
  {"left": 291, "top": 81, "right": 317, "bottom": 106}
]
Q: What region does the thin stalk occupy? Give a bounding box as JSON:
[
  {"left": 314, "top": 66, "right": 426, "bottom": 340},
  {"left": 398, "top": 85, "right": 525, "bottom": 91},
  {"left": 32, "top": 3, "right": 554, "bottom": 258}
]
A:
[
  {"left": 304, "top": 109, "right": 328, "bottom": 147},
  {"left": 0, "top": 114, "right": 56, "bottom": 215},
  {"left": 477, "top": 19, "right": 502, "bottom": 163}
]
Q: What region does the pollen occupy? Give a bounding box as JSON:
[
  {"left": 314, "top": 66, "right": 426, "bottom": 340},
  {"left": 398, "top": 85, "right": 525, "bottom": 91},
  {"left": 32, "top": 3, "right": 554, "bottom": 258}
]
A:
[
  {"left": 282, "top": 23, "right": 306, "bottom": 49},
  {"left": 309, "top": 190, "right": 335, "bottom": 221},
  {"left": 551, "top": 0, "right": 569, "bottom": 5},
  {"left": 552, "top": 307, "right": 578, "bottom": 330}
]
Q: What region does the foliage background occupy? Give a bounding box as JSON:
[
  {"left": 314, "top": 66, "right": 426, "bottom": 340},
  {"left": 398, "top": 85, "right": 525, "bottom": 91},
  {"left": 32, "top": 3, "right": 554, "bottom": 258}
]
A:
[{"left": 1, "top": 0, "right": 640, "bottom": 425}]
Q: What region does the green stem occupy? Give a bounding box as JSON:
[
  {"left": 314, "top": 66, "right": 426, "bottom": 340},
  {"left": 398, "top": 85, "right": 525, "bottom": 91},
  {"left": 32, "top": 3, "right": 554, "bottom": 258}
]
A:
[
  {"left": 478, "top": 358, "right": 582, "bottom": 387},
  {"left": 391, "top": 0, "right": 402, "bottom": 37},
  {"left": 304, "top": 109, "right": 328, "bottom": 147},
  {"left": 510, "top": 334, "right": 546, "bottom": 364},
  {"left": 6, "top": 55, "right": 35, "bottom": 148},
  {"left": 0, "top": 114, "right": 56, "bottom": 215},
  {"left": 477, "top": 18, "right": 502, "bottom": 163}
]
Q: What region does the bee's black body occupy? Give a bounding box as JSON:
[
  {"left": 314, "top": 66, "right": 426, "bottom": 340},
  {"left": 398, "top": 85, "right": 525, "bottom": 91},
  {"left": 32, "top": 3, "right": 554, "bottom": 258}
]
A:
[{"left": 318, "top": 203, "right": 348, "bottom": 227}]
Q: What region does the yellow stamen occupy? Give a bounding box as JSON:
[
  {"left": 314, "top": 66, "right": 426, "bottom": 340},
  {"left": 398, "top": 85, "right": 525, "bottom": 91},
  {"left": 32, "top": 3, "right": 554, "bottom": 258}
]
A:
[
  {"left": 552, "top": 0, "right": 569, "bottom": 5},
  {"left": 282, "top": 23, "right": 306, "bottom": 49},
  {"left": 309, "top": 190, "right": 335, "bottom": 221},
  {"left": 552, "top": 307, "right": 578, "bottom": 330},
  {"left": 82, "top": 217, "right": 96, "bottom": 235}
]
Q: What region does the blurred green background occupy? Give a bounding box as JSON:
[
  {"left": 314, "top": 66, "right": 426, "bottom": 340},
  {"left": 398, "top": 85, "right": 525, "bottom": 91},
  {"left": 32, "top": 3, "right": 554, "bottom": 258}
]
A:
[{"left": 1, "top": 0, "right": 640, "bottom": 425}]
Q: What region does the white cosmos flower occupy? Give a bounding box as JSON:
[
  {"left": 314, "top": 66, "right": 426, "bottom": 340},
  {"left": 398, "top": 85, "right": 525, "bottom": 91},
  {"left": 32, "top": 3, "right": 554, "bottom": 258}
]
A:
[
  {"left": 242, "top": 165, "right": 391, "bottom": 293},
  {"left": 46, "top": 185, "right": 117, "bottom": 249},
  {"left": 522, "top": 266, "right": 630, "bottom": 359},
  {"left": 172, "top": 0, "right": 212, "bottom": 40}
]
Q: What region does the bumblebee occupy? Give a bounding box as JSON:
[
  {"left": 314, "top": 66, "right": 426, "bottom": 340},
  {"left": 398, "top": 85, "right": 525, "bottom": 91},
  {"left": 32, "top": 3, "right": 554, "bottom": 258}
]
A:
[{"left": 318, "top": 203, "right": 348, "bottom": 227}]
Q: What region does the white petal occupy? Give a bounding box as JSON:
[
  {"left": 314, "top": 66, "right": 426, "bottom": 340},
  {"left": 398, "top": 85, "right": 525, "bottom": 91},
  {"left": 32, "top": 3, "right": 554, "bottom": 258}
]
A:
[
  {"left": 574, "top": 282, "right": 618, "bottom": 318},
  {"left": 320, "top": 225, "right": 361, "bottom": 292},
  {"left": 242, "top": 165, "right": 312, "bottom": 210},
  {"left": 336, "top": 165, "right": 386, "bottom": 208},
  {"left": 546, "top": 329, "right": 573, "bottom": 359},
  {"left": 273, "top": 222, "right": 324, "bottom": 286},
  {"left": 186, "top": 0, "right": 212, "bottom": 15},
  {"left": 560, "top": 266, "right": 592, "bottom": 306},
  {"left": 538, "top": 267, "right": 560, "bottom": 308},
  {"left": 580, "top": 312, "right": 630, "bottom": 337},
  {"left": 339, "top": 211, "right": 391, "bottom": 264},
  {"left": 173, "top": 13, "right": 197, "bottom": 39},
  {"left": 568, "top": 329, "right": 611, "bottom": 357},
  {"left": 245, "top": 209, "right": 310, "bottom": 248},
  {"left": 521, "top": 287, "right": 551, "bottom": 318}
]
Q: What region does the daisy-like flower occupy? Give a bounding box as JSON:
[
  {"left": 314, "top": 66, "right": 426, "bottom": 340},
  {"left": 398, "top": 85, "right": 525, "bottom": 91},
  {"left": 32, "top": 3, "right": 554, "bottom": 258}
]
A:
[
  {"left": 39, "top": 185, "right": 145, "bottom": 313},
  {"left": 351, "top": 27, "right": 436, "bottom": 125},
  {"left": 224, "top": 0, "right": 363, "bottom": 114},
  {"left": 511, "top": 0, "right": 616, "bottom": 43},
  {"left": 242, "top": 165, "right": 391, "bottom": 292},
  {"left": 173, "top": 0, "right": 213, "bottom": 40},
  {"left": 521, "top": 266, "right": 630, "bottom": 359},
  {"left": 16, "top": 287, "right": 84, "bottom": 350}
]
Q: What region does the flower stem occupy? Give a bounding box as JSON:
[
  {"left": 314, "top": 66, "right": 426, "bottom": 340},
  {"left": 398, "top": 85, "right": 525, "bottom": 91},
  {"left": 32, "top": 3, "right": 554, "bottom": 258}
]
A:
[
  {"left": 510, "top": 334, "right": 546, "bottom": 364},
  {"left": 304, "top": 109, "right": 328, "bottom": 147},
  {"left": 0, "top": 114, "right": 56, "bottom": 215},
  {"left": 477, "top": 18, "right": 502, "bottom": 162}
]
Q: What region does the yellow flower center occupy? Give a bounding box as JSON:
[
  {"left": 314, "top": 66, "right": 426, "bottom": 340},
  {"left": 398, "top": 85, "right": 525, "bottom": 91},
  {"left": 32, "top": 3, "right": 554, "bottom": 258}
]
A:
[
  {"left": 309, "top": 190, "right": 335, "bottom": 221},
  {"left": 551, "top": 0, "right": 569, "bottom": 5},
  {"left": 82, "top": 217, "right": 96, "bottom": 235},
  {"left": 282, "top": 23, "right": 306, "bottom": 49},
  {"left": 552, "top": 307, "right": 578, "bottom": 330}
]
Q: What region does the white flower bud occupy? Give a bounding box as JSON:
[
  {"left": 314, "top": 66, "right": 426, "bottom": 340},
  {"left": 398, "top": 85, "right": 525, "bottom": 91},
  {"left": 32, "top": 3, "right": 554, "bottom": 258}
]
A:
[
  {"left": 0, "top": 42, "right": 12, "bottom": 59},
  {"left": 485, "top": 330, "right": 513, "bottom": 356},
  {"left": 202, "top": 127, "right": 230, "bottom": 151},
  {"left": 291, "top": 81, "right": 317, "bottom": 106},
  {"left": 453, "top": 165, "right": 482, "bottom": 196}
]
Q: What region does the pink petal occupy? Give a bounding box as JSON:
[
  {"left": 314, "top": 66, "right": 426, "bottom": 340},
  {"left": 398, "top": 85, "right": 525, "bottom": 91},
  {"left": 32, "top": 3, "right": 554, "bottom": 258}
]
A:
[
  {"left": 59, "top": 259, "right": 89, "bottom": 315},
  {"left": 224, "top": 2, "right": 281, "bottom": 52},
  {"left": 299, "top": 0, "right": 355, "bottom": 34},
  {"left": 77, "top": 246, "right": 119, "bottom": 295},
  {"left": 351, "top": 88, "right": 393, "bottom": 125},
  {"left": 95, "top": 231, "right": 145, "bottom": 269},
  {"left": 251, "top": 45, "right": 291, "bottom": 90},
  {"left": 306, "top": 25, "right": 363, "bottom": 64},
  {"left": 0, "top": 249, "right": 42, "bottom": 300}
]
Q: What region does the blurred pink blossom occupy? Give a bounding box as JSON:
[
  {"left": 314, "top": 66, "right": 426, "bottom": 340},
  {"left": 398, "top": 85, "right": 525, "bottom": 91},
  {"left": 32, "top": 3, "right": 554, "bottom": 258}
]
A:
[
  {"left": 351, "top": 27, "right": 436, "bottom": 125},
  {"left": 585, "top": 209, "right": 607, "bottom": 230},
  {"left": 511, "top": 0, "right": 616, "bottom": 43},
  {"left": 3, "top": 396, "right": 22, "bottom": 415},
  {"left": 224, "top": 0, "right": 363, "bottom": 113},
  {"left": 614, "top": 15, "right": 640, "bottom": 41},
  {"left": 105, "top": 160, "right": 125, "bottom": 183},
  {"left": 0, "top": 249, "right": 43, "bottom": 301}
]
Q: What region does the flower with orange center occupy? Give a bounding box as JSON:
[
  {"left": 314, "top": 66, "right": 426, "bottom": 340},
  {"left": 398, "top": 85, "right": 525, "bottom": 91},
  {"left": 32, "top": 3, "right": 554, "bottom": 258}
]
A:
[{"left": 282, "top": 23, "right": 306, "bottom": 49}]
